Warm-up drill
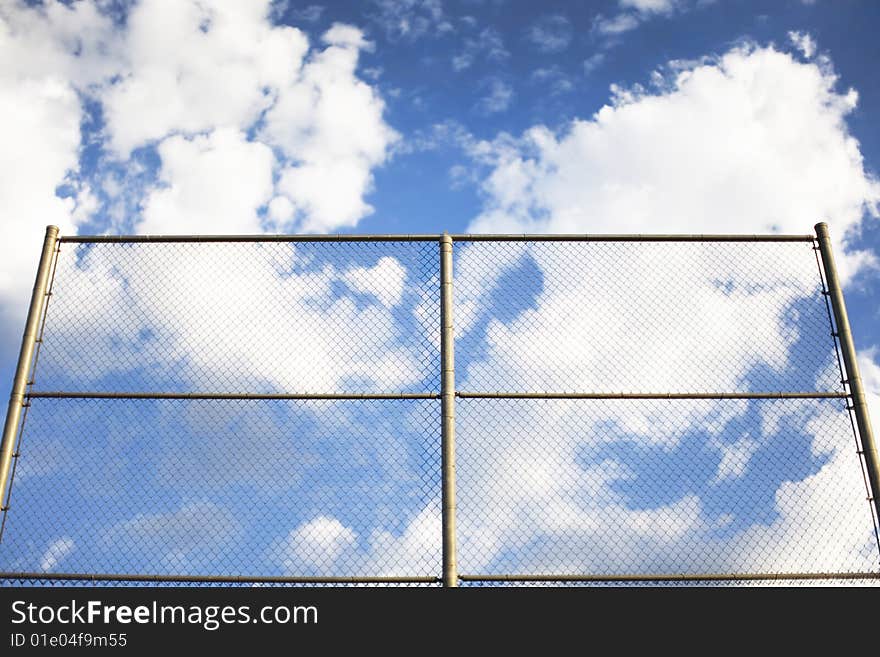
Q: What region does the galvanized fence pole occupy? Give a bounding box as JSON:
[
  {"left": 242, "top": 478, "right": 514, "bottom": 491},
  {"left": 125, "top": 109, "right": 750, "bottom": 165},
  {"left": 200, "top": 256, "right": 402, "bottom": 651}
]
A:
[
  {"left": 0, "top": 225, "right": 59, "bottom": 523},
  {"left": 815, "top": 222, "right": 880, "bottom": 527},
  {"left": 440, "top": 232, "right": 458, "bottom": 587}
]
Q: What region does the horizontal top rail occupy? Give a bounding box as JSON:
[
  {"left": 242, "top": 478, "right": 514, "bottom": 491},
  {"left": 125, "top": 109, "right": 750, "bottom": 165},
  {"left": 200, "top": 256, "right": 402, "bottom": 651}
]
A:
[{"left": 58, "top": 233, "right": 817, "bottom": 244}]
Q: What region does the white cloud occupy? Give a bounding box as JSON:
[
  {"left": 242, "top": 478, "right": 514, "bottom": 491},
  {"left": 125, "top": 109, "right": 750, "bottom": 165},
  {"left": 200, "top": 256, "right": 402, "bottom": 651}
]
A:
[
  {"left": 452, "top": 26, "right": 508, "bottom": 72},
  {"left": 344, "top": 256, "right": 407, "bottom": 307},
  {"left": 594, "top": 13, "right": 640, "bottom": 36},
  {"left": 0, "top": 1, "right": 116, "bottom": 334},
  {"left": 451, "top": 53, "right": 472, "bottom": 72},
  {"left": 531, "top": 67, "right": 574, "bottom": 96},
  {"left": 102, "top": 0, "right": 308, "bottom": 158},
  {"left": 277, "top": 516, "right": 358, "bottom": 572},
  {"left": 455, "top": 242, "right": 814, "bottom": 396},
  {"left": 262, "top": 24, "right": 399, "bottom": 233},
  {"left": 140, "top": 129, "right": 275, "bottom": 234},
  {"left": 105, "top": 3, "right": 397, "bottom": 234},
  {"left": 0, "top": 1, "right": 119, "bottom": 86},
  {"left": 722, "top": 403, "right": 876, "bottom": 573},
  {"left": 271, "top": 506, "right": 440, "bottom": 576},
  {"left": 365, "top": 506, "right": 440, "bottom": 576},
  {"left": 620, "top": 0, "right": 677, "bottom": 14},
  {"left": 267, "top": 195, "right": 296, "bottom": 225},
  {"left": 596, "top": 1, "right": 698, "bottom": 38},
  {"left": 583, "top": 53, "right": 606, "bottom": 75},
  {"left": 0, "top": 1, "right": 399, "bottom": 346},
  {"left": 788, "top": 30, "right": 817, "bottom": 59},
  {"left": 711, "top": 434, "right": 760, "bottom": 482},
  {"left": 468, "top": 44, "right": 879, "bottom": 278},
  {"left": 368, "top": 0, "right": 451, "bottom": 42},
  {"left": 0, "top": 77, "right": 80, "bottom": 329},
  {"left": 477, "top": 79, "right": 514, "bottom": 115},
  {"left": 39, "top": 536, "right": 75, "bottom": 571},
  {"left": 526, "top": 14, "right": 572, "bottom": 53},
  {"left": 17, "top": 1, "right": 397, "bottom": 234},
  {"left": 322, "top": 22, "right": 374, "bottom": 51}
]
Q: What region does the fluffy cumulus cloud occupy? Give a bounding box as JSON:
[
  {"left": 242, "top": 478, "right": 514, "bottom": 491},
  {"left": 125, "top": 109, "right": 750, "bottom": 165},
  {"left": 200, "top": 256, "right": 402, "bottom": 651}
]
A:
[
  {"left": 278, "top": 516, "right": 358, "bottom": 572},
  {"left": 0, "top": 0, "right": 397, "bottom": 335},
  {"left": 468, "top": 44, "right": 880, "bottom": 275},
  {"left": 265, "top": 24, "right": 398, "bottom": 232},
  {"left": 344, "top": 256, "right": 408, "bottom": 308},
  {"left": 0, "top": 1, "right": 114, "bottom": 334},
  {"left": 140, "top": 129, "right": 275, "bottom": 234},
  {"left": 100, "top": 0, "right": 304, "bottom": 158},
  {"left": 107, "top": 3, "right": 397, "bottom": 235},
  {"left": 269, "top": 506, "right": 439, "bottom": 576}
]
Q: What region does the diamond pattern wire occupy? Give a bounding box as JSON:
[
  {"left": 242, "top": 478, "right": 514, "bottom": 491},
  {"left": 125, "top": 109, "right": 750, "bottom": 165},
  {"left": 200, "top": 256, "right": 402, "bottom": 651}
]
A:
[
  {"left": 455, "top": 398, "right": 878, "bottom": 578},
  {"left": 1, "top": 398, "right": 440, "bottom": 579},
  {"left": 453, "top": 240, "right": 840, "bottom": 393},
  {"left": 36, "top": 241, "right": 440, "bottom": 394},
  {"left": 1, "top": 235, "right": 878, "bottom": 587}
]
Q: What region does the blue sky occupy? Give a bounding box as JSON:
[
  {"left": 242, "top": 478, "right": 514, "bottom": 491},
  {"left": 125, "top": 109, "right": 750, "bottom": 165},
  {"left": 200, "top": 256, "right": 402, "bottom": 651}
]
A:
[
  {"left": 2, "top": 0, "right": 875, "bottom": 382},
  {"left": 1, "top": 0, "right": 879, "bottom": 580}
]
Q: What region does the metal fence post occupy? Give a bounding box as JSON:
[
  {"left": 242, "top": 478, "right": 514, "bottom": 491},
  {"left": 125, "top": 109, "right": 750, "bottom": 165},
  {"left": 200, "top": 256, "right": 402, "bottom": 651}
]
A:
[
  {"left": 815, "top": 222, "right": 880, "bottom": 527},
  {"left": 0, "top": 225, "right": 59, "bottom": 522},
  {"left": 440, "top": 232, "right": 458, "bottom": 587}
]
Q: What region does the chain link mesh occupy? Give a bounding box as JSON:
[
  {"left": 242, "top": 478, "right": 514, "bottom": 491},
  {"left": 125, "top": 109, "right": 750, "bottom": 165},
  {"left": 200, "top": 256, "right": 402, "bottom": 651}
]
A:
[
  {"left": 36, "top": 241, "right": 440, "bottom": 394},
  {"left": 453, "top": 240, "right": 839, "bottom": 393},
  {"left": 455, "top": 397, "right": 877, "bottom": 577},
  {"left": 2, "top": 398, "right": 440, "bottom": 579},
  {"left": 1, "top": 235, "right": 877, "bottom": 586}
]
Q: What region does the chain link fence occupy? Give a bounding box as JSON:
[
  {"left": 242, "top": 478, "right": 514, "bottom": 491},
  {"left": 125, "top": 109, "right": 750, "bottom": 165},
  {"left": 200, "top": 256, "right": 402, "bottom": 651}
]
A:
[{"left": 1, "top": 229, "right": 878, "bottom": 586}]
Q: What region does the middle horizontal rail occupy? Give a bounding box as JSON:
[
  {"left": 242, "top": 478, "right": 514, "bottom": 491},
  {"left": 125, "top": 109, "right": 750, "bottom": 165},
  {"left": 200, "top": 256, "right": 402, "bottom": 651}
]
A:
[
  {"left": 26, "top": 391, "right": 848, "bottom": 401},
  {"left": 456, "top": 391, "right": 848, "bottom": 400},
  {"left": 27, "top": 392, "right": 440, "bottom": 401}
]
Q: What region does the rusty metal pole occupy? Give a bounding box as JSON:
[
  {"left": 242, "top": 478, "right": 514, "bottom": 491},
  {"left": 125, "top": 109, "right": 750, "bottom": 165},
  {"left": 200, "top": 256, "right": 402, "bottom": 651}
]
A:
[
  {"left": 439, "top": 232, "right": 458, "bottom": 587},
  {"left": 0, "top": 225, "right": 59, "bottom": 521},
  {"left": 815, "top": 222, "right": 880, "bottom": 527}
]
